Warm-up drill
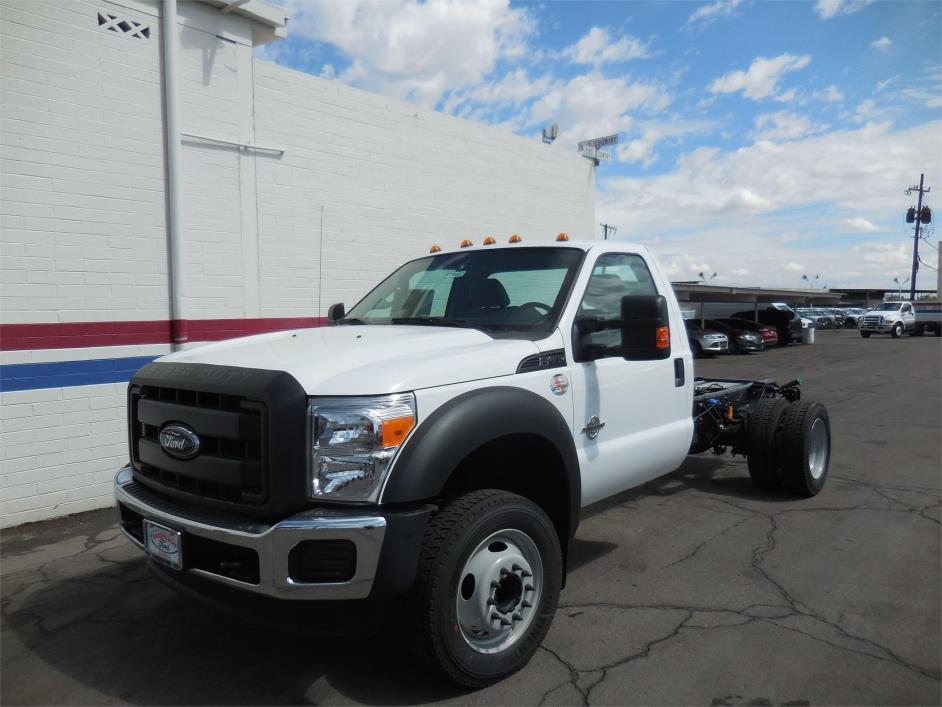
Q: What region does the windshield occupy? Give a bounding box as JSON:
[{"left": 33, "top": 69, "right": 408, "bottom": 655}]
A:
[
  {"left": 872, "top": 303, "right": 902, "bottom": 311},
  {"left": 344, "top": 247, "right": 584, "bottom": 338}
]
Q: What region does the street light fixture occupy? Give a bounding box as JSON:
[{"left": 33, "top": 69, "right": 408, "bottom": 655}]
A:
[
  {"left": 698, "top": 271, "right": 717, "bottom": 283},
  {"left": 802, "top": 274, "right": 820, "bottom": 306},
  {"left": 893, "top": 275, "right": 910, "bottom": 301}
]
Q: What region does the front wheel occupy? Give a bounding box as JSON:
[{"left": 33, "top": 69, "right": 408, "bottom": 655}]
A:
[
  {"left": 408, "top": 489, "right": 562, "bottom": 688},
  {"left": 892, "top": 322, "right": 904, "bottom": 338}
]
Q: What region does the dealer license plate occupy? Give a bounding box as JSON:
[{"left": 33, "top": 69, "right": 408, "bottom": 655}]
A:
[{"left": 144, "top": 520, "right": 183, "bottom": 570}]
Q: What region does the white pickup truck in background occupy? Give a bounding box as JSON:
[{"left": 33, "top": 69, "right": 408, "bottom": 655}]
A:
[
  {"left": 859, "top": 301, "right": 942, "bottom": 338},
  {"left": 114, "top": 239, "right": 831, "bottom": 687}
]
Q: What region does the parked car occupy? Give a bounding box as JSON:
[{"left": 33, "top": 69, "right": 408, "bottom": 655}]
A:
[
  {"left": 112, "top": 239, "right": 831, "bottom": 687},
  {"left": 705, "top": 319, "right": 765, "bottom": 353},
  {"left": 797, "top": 308, "right": 835, "bottom": 328},
  {"left": 731, "top": 304, "right": 800, "bottom": 345},
  {"left": 720, "top": 318, "right": 779, "bottom": 346},
  {"left": 684, "top": 320, "right": 729, "bottom": 358}
]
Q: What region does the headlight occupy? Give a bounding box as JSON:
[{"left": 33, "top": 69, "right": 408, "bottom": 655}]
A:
[{"left": 309, "top": 393, "right": 416, "bottom": 501}]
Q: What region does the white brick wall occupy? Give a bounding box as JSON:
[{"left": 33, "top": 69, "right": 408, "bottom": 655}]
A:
[{"left": 0, "top": 0, "right": 595, "bottom": 526}]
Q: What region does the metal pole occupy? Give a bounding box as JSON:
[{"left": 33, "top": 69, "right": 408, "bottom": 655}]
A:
[
  {"left": 909, "top": 173, "right": 924, "bottom": 301},
  {"left": 162, "top": 0, "right": 186, "bottom": 348}
]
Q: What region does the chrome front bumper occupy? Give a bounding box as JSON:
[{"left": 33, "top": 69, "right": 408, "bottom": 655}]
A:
[{"left": 114, "top": 467, "right": 387, "bottom": 600}]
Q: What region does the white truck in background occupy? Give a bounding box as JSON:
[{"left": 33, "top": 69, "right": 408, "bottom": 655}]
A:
[
  {"left": 859, "top": 301, "right": 942, "bottom": 338},
  {"left": 114, "top": 238, "right": 831, "bottom": 687}
]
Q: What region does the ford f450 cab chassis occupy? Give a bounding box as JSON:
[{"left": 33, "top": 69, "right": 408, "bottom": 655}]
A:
[{"left": 114, "top": 240, "right": 831, "bottom": 686}]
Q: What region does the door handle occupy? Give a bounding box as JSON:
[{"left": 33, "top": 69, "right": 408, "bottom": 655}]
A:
[{"left": 674, "top": 358, "right": 685, "bottom": 387}]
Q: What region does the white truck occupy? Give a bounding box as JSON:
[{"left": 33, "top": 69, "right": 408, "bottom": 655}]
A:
[
  {"left": 859, "top": 301, "right": 942, "bottom": 337},
  {"left": 114, "top": 239, "right": 831, "bottom": 687}
]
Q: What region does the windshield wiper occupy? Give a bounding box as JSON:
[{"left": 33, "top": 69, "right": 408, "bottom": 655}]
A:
[
  {"left": 391, "top": 316, "right": 470, "bottom": 328},
  {"left": 338, "top": 317, "right": 366, "bottom": 325}
]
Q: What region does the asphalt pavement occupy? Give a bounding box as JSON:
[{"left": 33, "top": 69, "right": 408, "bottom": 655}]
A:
[{"left": 2, "top": 329, "right": 940, "bottom": 705}]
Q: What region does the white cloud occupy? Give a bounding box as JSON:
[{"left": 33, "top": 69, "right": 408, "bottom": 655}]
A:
[
  {"left": 855, "top": 242, "right": 910, "bottom": 267},
  {"left": 686, "top": 0, "right": 745, "bottom": 29},
  {"left": 708, "top": 54, "right": 811, "bottom": 101},
  {"left": 783, "top": 262, "right": 806, "bottom": 273},
  {"left": 617, "top": 120, "right": 714, "bottom": 167},
  {"left": 854, "top": 99, "right": 878, "bottom": 122},
  {"left": 871, "top": 36, "right": 892, "bottom": 51},
  {"left": 529, "top": 72, "right": 670, "bottom": 143},
  {"left": 814, "top": 0, "right": 874, "bottom": 19},
  {"left": 597, "top": 120, "right": 942, "bottom": 287},
  {"left": 561, "top": 27, "right": 652, "bottom": 65},
  {"left": 278, "top": 0, "right": 535, "bottom": 107},
  {"left": 813, "top": 84, "right": 844, "bottom": 102},
  {"left": 842, "top": 217, "right": 882, "bottom": 232},
  {"left": 751, "top": 112, "right": 829, "bottom": 141}
]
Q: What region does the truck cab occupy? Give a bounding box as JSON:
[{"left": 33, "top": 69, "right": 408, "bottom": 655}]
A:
[
  {"left": 860, "top": 301, "right": 916, "bottom": 338},
  {"left": 114, "top": 238, "right": 829, "bottom": 687}
]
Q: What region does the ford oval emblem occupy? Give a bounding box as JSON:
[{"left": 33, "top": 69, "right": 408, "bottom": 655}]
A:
[{"left": 159, "top": 424, "right": 200, "bottom": 460}]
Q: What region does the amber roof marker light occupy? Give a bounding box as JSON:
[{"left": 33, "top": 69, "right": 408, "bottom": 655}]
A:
[
  {"left": 460, "top": 239, "right": 473, "bottom": 248},
  {"left": 429, "top": 244, "right": 442, "bottom": 253},
  {"left": 508, "top": 234, "right": 522, "bottom": 243},
  {"left": 556, "top": 233, "right": 569, "bottom": 242},
  {"left": 483, "top": 236, "right": 496, "bottom": 245}
]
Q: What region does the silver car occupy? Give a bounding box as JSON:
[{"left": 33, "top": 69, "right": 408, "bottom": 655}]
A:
[{"left": 685, "top": 320, "right": 729, "bottom": 358}]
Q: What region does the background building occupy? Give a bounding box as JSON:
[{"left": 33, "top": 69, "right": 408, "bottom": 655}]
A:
[{"left": 0, "top": 0, "right": 596, "bottom": 526}]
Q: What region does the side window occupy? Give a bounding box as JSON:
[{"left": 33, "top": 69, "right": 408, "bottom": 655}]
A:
[
  {"left": 577, "top": 253, "right": 658, "bottom": 356},
  {"left": 902, "top": 303, "right": 912, "bottom": 314}
]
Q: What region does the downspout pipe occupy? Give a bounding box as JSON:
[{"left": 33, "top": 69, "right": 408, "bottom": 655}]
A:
[{"left": 161, "top": 0, "right": 187, "bottom": 349}]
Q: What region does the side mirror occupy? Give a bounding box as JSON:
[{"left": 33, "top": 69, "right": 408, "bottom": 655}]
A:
[
  {"left": 621, "top": 295, "right": 671, "bottom": 360},
  {"left": 327, "top": 302, "right": 345, "bottom": 324}
]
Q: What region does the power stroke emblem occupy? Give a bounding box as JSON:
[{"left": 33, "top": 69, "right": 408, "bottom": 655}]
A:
[{"left": 159, "top": 424, "right": 201, "bottom": 460}]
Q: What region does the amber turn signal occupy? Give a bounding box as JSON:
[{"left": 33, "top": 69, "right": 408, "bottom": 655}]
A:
[{"left": 655, "top": 326, "right": 670, "bottom": 349}]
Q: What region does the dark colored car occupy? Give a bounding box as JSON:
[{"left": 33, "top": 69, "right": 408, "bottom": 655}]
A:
[
  {"left": 731, "top": 305, "right": 801, "bottom": 345},
  {"left": 719, "top": 318, "right": 779, "bottom": 346},
  {"left": 705, "top": 319, "right": 765, "bottom": 353}
]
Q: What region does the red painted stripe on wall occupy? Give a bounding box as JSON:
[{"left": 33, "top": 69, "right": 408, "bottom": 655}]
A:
[{"left": 0, "top": 317, "right": 327, "bottom": 351}]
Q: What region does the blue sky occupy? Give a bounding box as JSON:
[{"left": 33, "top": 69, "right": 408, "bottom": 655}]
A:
[{"left": 258, "top": 0, "right": 942, "bottom": 288}]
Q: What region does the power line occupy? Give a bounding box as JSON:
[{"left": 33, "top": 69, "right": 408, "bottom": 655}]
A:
[{"left": 600, "top": 223, "right": 617, "bottom": 240}]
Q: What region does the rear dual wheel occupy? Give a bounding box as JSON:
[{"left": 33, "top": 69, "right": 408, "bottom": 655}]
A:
[
  {"left": 746, "top": 399, "right": 830, "bottom": 497},
  {"left": 408, "top": 490, "right": 561, "bottom": 688}
]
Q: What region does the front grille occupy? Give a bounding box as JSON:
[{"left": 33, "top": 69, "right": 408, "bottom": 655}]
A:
[
  {"left": 130, "top": 384, "right": 268, "bottom": 505},
  {"left": 863, "top": 316, "right": 882, "bottom": 325}
]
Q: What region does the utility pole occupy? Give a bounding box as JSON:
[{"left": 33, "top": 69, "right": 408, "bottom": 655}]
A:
[
  {"left": 600, "top": 223, "right": 617, "bottom": 241},
  {"left": 905, "top": 174, "right": 931, "bottom": 301}
]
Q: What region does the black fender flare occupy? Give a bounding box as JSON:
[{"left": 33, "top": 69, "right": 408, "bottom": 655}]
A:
[{"left": 381, "top": 386, "right": 581, "bottom": 540}]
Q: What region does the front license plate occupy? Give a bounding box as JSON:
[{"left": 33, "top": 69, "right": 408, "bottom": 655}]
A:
[{"left": 144, "top": 520, "right": 183, "bottom": 570}]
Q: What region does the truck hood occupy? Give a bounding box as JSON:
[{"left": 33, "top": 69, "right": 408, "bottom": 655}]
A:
[{"left": 157, "top": 325, "right": 540, "bottom": 395}]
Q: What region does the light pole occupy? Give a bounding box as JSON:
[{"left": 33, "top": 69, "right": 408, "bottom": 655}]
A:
[
  {"left": 802, "top": 274, "right": 819, "bottom": 306},
  {"left": 893, "top": 276, "right": 909, "bottom": 301}
]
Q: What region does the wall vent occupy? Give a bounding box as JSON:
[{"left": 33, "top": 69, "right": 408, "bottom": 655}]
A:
[{"left": 97, "top": 11, "right": 150, "bottom": 39}]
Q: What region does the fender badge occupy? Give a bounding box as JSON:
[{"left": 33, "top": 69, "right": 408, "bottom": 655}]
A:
[{"left": 550, "top": 373, "right": 569, "bottom": 396}]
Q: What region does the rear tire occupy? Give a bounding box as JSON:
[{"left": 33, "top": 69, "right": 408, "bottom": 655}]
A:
[
  {"left": 779, "top": 401, "right": 830, "bottom": 497},
  {"left": 746, "top": 398, "right": 789, "bottom": 492},
  {"left": 408, "top": 489, "right": 562, "bottom": 688},
  {"left": 692, "top": 341, "right": 703, "bottom": 359},
  {"left": 935, "top": 326, "right": 941, "bottom": 338},
  {"left": 911, "top": 325, "right": 923, "bottom": 337},
  {"left": 860, "top": 331, "right": 871, "bottom": 338}
]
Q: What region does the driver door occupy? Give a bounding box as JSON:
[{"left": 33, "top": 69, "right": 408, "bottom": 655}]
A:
[{"left": 567, "top": 252, "right": 692, "bottom": 506}]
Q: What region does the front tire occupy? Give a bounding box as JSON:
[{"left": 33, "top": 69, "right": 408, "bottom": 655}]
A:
[
  {"left": 779, "top": 401, "right": 831, "bottom": 497},
  {"left": 408, "top": 489, "right": 562, "bottom": 688},
  {"left": 892, "top": 322, "right": 903, "bottom": 338}
]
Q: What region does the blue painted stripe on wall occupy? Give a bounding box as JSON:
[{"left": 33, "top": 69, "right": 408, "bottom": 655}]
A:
[{"left": 0, "top": 356, "right": 160, "bottom": 392}]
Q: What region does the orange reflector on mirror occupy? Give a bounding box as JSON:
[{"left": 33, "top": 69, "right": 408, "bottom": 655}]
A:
[
  {"left": 655, "top": 326, "right": 670, "bottom": 349},
  {"left": 382, "top": 416, "right": 414, "bottom": 447}
]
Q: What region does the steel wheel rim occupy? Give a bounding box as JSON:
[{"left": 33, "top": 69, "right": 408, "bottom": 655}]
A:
[
  {"left": 455, "top": 528, "right": 543, "bottom": 654},
  {"left": 808, "top": 417, "right": 829, "bottom": 480}
]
